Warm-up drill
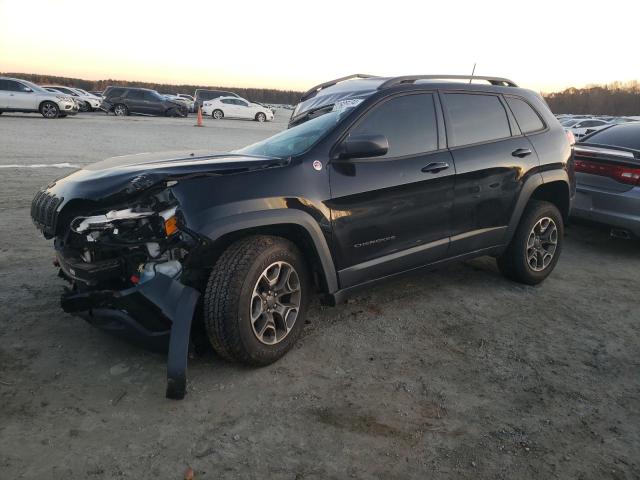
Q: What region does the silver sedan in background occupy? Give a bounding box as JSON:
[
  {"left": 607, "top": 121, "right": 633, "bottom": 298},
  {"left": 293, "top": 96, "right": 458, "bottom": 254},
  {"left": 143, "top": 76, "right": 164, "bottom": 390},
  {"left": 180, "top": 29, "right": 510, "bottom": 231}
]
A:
[{"left": 572, "top": 122, "right": 640, "bottom": 238}]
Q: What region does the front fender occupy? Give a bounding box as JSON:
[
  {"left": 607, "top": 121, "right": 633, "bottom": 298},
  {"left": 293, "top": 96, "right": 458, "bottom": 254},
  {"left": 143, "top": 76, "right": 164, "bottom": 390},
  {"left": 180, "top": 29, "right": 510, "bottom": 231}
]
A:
[{"left": 192, "top": 208, "right": 338, "bottom": 294}]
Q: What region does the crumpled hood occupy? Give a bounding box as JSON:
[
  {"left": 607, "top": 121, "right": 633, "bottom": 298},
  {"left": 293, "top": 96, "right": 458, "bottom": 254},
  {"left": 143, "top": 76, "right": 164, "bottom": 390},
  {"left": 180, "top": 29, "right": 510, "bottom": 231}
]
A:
[{"left": 44, "top": 150, "right": 288, "bottom": 205}]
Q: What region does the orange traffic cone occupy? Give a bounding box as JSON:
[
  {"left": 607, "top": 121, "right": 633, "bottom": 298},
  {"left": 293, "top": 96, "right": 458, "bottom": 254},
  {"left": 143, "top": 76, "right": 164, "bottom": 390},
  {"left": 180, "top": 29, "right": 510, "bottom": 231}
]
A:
[{"left": 195, "top": 106, "right": 203, "bottom": 127}]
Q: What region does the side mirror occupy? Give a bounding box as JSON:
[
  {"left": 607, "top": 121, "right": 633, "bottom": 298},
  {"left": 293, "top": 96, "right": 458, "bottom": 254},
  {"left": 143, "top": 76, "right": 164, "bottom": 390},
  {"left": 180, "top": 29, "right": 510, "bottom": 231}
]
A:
[
  {"left": 335, "top": 134, "right": 389, "bottom": 160},
  {"left": 22, "top": 87, "right": 33, "bottom": 93}
]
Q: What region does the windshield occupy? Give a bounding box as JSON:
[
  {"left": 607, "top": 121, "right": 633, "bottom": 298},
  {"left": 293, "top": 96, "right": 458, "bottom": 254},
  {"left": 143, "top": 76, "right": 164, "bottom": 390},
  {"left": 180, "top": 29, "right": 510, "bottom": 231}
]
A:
[
  {"left": 236, "top": 109, "right": 349, "bottom": 158},
  {"left": 561, "top": 119, "right": 579, "bottom": 127}
]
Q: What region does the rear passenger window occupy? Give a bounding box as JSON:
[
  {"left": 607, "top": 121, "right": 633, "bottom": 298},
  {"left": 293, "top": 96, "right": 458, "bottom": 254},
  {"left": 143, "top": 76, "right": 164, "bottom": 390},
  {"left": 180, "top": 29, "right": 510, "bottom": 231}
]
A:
[
  {"left": 349, "top": 93, "right": 438, "bottom": 158},
  {"left": 506, "top": 97, "right": 544, "bottom": 133},
  {"left": 127, "top": 90, "right": 145, "bottom": 100},
  {"left": 443, "top": 93, "right": 511, "bottom": 146},
  {"left": 108, "top": 88, "right": 124, "bottom": 98}
]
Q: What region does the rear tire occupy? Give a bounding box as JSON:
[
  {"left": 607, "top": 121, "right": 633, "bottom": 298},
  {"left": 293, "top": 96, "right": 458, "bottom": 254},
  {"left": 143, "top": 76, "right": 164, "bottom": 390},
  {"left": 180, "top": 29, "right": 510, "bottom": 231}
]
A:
[
  {"left": 113, "top": 104, "right": 128, "bottom": 116},
  {"left": 497, "top": 200, "right": 563, "bottom": 285},
  {"left": 40, "top": 101, "right": 59, "bottom": 119},
  {"left": 204, "top": 235, "right": 309, "bottom": 366},
  {"left": 79, "top": 101, "right": 89, "bottom": 112}
]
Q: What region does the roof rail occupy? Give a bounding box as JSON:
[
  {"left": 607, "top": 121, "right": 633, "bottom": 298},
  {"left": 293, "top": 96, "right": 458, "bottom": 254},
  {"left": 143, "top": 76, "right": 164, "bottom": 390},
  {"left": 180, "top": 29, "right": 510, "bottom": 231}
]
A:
[
  {"left": 378, "top": 75, "right": 518, "bottom": 90},
  {"left": 300, "top": 74, "right": 378, "bottom": 102}
]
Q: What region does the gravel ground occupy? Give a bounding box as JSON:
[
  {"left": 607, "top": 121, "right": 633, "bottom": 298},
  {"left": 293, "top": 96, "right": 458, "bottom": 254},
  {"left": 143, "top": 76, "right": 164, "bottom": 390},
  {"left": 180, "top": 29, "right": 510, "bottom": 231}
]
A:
[{"left": 0, "top": 111, "right": 639, "bottom": 479}]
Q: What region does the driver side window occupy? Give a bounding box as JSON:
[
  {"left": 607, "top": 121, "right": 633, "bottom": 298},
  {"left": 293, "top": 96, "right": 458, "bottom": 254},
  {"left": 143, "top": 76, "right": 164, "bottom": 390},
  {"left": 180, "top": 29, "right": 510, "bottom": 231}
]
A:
[{"left": 349, "top": 93, "right": 438, "bottom": 158}]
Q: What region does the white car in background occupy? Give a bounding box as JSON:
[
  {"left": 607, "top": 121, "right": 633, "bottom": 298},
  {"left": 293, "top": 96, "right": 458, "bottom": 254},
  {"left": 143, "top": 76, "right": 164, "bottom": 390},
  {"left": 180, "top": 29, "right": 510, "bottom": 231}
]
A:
[
  {"left": 202, "top": 96, "right": 274, "bottom": 122},
  {"left": 43, "top": 85, "right": 101, "bottom": 112},
  {"left": 565, "top": 118, "right": 611, "bottom": 140},
  {"left": 0, "top": 77, "right": 78, "bottom": 118}
]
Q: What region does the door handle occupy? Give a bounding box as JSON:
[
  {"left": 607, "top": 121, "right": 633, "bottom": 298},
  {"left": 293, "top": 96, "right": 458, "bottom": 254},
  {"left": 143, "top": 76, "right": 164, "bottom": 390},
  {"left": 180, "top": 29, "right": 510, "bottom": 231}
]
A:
[
  {"left": 421, "top": 162, "right": 449, "bottom": 173},
  {"left": 512, "top": 148, "right": 532, "bottom": 158}
]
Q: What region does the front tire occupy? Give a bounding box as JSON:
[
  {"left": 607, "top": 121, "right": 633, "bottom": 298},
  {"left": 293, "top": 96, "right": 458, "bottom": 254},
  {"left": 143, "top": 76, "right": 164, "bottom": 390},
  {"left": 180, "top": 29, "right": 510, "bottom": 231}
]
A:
[
  {"left": 204, "top": 236, "right": 309, "bottom": 366},
  {"left": 497, "top": 200, "right": 563, "bottom": 285},
  {"left": 40, "top": 101, "right": 59, "bottom": 119},
  {"left": 79, "top": 101, "right": 89, "bottom": 112},
  {"left": 212, "top": 109, "right": 223, "bottom": 119},
  {"left": 255, "top": 112, "right": 266, "bottom": 122}
]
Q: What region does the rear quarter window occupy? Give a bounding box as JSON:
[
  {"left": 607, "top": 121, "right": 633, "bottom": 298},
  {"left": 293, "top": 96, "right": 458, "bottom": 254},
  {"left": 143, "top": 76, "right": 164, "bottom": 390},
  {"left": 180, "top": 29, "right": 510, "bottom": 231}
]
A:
[
  {"left": 506, "top": 97, "right": 545, "bottom": 133},
  {"left": 107, "top": 88, "right": 125, "bottom": 98},
  {"left": 443, "top": 93, "right": 511, "bottom": 147}
]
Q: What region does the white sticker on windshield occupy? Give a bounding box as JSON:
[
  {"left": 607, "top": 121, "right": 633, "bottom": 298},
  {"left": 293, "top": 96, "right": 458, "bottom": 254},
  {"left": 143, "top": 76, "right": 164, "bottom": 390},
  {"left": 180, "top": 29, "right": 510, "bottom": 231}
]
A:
[{"left": 332, "top": 99, "right": 364, "bottom": 112}]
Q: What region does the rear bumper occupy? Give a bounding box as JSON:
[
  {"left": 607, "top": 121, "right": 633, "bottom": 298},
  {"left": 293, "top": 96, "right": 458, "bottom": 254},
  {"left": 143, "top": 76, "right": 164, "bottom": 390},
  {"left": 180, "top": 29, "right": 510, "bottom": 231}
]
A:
[
  {"left": 571, "top": 184, "right": 640, "bottom": 237},
  {"left": 61, "top": 272, "right": 200, "bottom": 399}
]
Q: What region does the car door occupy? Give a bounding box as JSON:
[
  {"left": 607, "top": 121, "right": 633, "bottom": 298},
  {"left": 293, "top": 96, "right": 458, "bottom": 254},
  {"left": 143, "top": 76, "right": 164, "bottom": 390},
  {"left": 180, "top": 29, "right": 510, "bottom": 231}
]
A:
[
  {"left": 125, "top": 90, "right": 146, "bottom": 114},
  {"left": 0, "top": 79, "right": 11, "bottom": 108},
  {"left": 4, "top": 80, "right": 37, "bottom": 110},
  {"left": 144, "top": 91, "right": 164, "bottom": 115},
  {"left": 220, "top": 98, "right": 237, "bottom": 117},
  {"left": 440, "top": 91, "right": 540, "bottom": 255},
  {"left": 234, "top": 99, "right": 252, "bottom": 119},
  {"left": 328, "top": 92, "right": 455, "bottom": 288}
]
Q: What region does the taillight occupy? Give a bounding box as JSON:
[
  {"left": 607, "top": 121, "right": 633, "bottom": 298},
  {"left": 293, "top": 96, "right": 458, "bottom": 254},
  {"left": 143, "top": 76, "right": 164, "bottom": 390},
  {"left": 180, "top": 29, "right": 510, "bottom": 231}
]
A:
[
  {"left": 575, "top": 159, "right": 640, "bottom": 186},
  {"left": 565, "top": 130, "right": 576, "bottom": 146}
]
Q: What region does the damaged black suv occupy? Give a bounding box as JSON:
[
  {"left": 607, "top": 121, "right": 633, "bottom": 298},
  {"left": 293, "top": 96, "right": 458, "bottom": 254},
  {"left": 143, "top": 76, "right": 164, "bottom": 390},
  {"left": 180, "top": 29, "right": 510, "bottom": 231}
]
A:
[{"left": 32, "top": 74, "right": 574, "bottom": 399}]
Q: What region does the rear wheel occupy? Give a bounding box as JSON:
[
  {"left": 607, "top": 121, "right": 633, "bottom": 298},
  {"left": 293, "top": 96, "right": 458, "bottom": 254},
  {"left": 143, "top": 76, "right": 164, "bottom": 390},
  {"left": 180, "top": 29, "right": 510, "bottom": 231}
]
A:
[
  {"left": 204, "top": 235, "right": 309, "bottom": 365},
  {"left": 113, "top": 104, "right": 128, "bottom": 116},
  {"left": 255, "top": 112, "right": 266, "bottom": 122},
  {"left": 79, "top": 101, "right": 89, "bottom": 112},
  {"left": 497, "top": 200, "right": 563, "bottom": 285},
  {"left": 40, "top": 101, "right": 59, "bottom": 119},
  {"left": 212, "top": 109, "right": 223, "bottom": 119}
]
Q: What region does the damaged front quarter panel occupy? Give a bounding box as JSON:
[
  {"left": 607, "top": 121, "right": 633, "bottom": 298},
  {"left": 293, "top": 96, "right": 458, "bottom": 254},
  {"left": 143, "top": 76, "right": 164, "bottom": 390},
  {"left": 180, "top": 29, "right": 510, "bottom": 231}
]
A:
[{"left": 31, "top": 152, "right": 287, "bottom": 400}]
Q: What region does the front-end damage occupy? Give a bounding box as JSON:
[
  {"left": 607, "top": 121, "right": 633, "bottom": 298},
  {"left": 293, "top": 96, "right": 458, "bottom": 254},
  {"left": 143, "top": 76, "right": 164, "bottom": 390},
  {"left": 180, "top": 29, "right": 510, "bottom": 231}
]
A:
[
  {"left": 33, "top": 178, "right": 203, "bottom": 400},
  {"left": 31, "top": 152, "right": 290, "bottom": 399}
]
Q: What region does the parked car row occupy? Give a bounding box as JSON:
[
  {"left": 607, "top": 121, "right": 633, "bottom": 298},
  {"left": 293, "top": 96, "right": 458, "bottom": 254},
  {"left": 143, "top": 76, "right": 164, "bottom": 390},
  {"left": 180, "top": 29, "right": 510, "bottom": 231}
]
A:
[
  {"left": 555, "top": 113, "right": 638, "bottom": 141},
  {"left": 0, "top": 76, "right": 279, "bottom": 122}
]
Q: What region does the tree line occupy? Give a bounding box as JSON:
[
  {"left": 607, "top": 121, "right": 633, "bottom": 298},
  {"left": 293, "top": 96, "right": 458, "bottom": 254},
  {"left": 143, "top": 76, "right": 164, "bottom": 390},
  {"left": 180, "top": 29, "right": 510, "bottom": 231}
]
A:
[
  {"left": 2, "top": 72, "right": 304, "bottom": 105},
  {"left": 543, "top": 81, "right": 640, "bottom": 116}
]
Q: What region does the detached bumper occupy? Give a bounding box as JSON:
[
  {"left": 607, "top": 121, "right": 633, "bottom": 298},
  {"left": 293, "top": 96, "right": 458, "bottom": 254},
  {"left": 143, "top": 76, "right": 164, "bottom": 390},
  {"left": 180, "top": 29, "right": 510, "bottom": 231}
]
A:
[{"left": 62, "top": 273, "right": 200, "bottom": 399}]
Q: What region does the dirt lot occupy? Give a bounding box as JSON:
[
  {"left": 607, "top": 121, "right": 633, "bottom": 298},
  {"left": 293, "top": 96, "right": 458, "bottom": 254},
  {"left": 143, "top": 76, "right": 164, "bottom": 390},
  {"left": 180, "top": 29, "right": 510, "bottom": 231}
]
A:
[{"left": 1, "top": 111, "right": 639, "bottom": 479}]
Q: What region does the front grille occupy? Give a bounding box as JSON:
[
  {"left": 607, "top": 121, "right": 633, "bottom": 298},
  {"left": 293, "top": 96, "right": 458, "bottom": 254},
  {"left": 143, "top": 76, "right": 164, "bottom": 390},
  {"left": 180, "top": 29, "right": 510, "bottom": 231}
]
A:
[{"left": 31, "top": 190, "right": 62, "bottom": 238}]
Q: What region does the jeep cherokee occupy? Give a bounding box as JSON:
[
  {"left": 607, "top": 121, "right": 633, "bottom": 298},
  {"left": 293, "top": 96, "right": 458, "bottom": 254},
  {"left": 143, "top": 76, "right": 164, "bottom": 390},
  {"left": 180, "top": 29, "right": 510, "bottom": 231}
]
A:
[{"left": 31, "top": 74, "right": 575, "bottom": 399}]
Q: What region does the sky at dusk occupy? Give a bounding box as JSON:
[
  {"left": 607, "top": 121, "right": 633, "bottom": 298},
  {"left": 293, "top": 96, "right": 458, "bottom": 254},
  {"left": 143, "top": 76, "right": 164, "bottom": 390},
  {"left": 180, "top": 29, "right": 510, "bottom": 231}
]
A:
[{"left": 1, "top": 0, "right": 638, "bottom": 93}]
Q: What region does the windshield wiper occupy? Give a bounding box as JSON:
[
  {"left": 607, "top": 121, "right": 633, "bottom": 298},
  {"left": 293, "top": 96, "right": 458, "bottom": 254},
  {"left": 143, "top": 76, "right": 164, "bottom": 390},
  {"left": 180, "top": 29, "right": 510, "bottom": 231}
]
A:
[{"left": 289, "top": 104, "right": 335, "bottom": 127}]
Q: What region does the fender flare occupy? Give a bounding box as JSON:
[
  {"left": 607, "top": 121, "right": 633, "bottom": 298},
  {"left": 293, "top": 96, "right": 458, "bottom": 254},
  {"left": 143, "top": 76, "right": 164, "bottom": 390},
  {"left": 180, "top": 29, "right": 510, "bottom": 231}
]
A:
[
  {"left": 504, "top": 169, "right": 571, "bottom": 245},
  {"left": 197, "top": 209, "right": 338, "bottom": 293}
]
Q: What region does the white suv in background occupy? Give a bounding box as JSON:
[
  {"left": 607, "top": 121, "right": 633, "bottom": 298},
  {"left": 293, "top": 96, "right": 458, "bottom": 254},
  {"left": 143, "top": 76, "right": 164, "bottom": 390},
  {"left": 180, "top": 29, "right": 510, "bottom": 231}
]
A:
[
  {"left": 0, "top": 77, "right": 78, "bottom": 118},
  {"left": 202, "top": 96, "right": 274, "bottom": 122}
]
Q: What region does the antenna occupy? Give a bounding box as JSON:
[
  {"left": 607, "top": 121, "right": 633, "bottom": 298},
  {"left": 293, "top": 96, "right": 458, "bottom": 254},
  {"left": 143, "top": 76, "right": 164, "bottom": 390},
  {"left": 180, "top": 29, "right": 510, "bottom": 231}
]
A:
[{"left": 469, "top": 63, "right": 476, "bottom": 83}]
